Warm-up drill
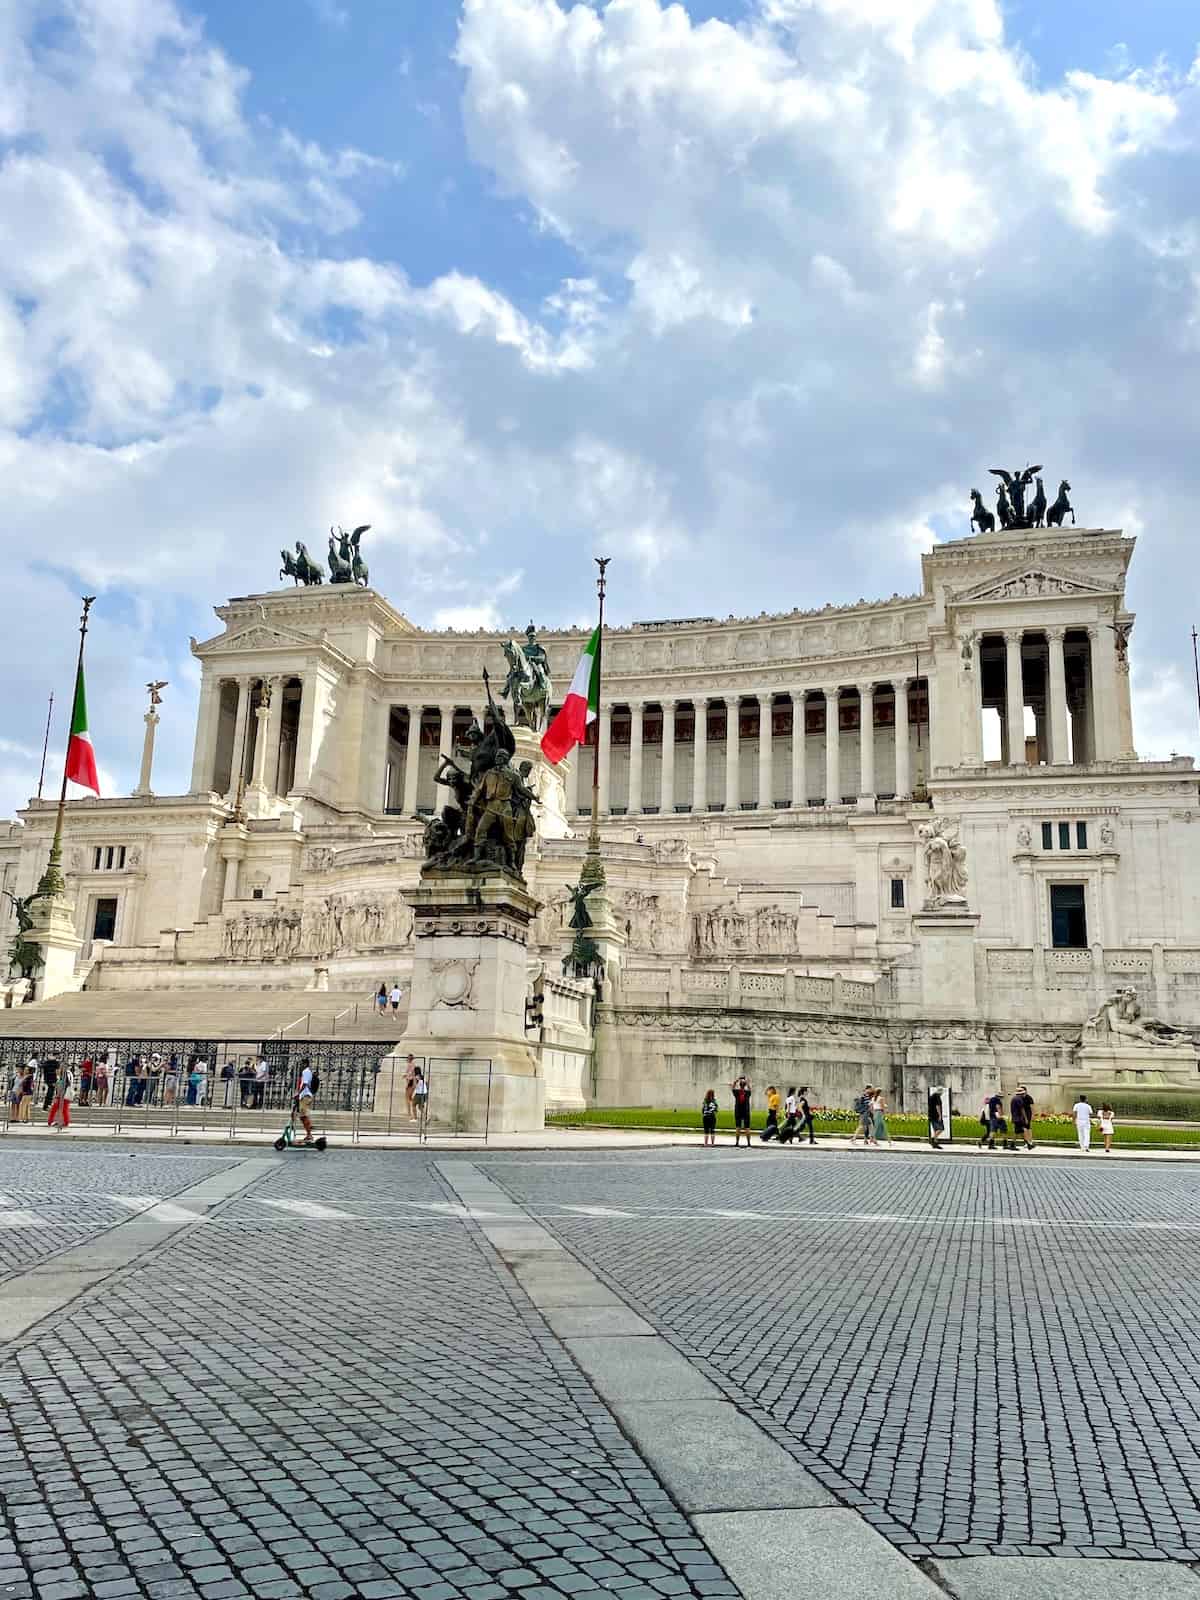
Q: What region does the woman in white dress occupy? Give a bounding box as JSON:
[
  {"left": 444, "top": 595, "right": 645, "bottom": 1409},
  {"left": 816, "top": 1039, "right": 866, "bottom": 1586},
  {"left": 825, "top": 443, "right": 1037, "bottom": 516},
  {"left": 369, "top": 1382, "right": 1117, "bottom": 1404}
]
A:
[{"left": 1072, "top": 1094, "right": 1093, "bottom": 1153}]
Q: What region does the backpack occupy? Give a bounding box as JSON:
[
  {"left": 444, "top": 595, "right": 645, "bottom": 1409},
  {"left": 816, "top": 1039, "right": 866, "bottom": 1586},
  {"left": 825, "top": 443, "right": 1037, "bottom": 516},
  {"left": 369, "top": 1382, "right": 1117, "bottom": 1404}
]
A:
[{"left": 853, "top": 1094, "right": 868, "bottom": 1115}]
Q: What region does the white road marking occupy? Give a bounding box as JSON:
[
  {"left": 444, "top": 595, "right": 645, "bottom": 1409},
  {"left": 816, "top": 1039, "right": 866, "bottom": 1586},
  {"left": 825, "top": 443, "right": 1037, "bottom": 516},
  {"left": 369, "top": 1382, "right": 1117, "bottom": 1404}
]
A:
[
  {"left": 709, "top": 1209, "right": 769, "bottom": 1220},
  {"left": 254, "top": 1199, "right": 355, "bottom": 1221},
  {"left": 0, "top": 1211, "right": 42, "bottom": 1229},
  {"left": 558, "top": 1205, "right": 638, "bottom": 1219},
  {"left": 107, "top": 1195, "right": 204, "bottom": 1225},
  {"left": 403, "top": 1201, "right": 517, "bottom": 1220}
]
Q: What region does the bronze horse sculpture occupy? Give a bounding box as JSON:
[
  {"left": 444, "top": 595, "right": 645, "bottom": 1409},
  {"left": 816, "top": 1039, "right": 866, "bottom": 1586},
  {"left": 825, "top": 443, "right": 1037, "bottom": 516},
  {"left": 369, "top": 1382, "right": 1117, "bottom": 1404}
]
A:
[
  {"left": 280, "top": 542, "right": 324, "bottom": 586},
  {"left": 969, "top": 489, "right": 995, "bottom": 534},
  {"left": 1046, "top": 480, "right": 1074, "bottom": 527}
]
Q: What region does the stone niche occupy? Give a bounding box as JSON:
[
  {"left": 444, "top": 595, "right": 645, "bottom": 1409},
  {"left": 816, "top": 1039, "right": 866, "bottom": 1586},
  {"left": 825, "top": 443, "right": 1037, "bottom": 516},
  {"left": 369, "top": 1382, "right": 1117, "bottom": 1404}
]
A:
[{"left": 386, "top": 870, "right": 544, "bottom": 1134}]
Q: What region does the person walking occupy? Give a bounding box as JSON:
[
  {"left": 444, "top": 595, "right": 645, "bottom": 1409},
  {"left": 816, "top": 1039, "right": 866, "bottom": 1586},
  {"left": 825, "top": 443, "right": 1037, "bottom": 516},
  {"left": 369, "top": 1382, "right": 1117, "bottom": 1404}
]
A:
[
  {"left": 47, "top": 1063, "right": 74, "bottom": 1132},
  {"left": 851, "top": 1085, "right": 875, "bottom": 1147},
  {"left": 375, "top": 982, "right": 388, "bottom": 1017},
  {"left": 412, "top": 1065, "right": 428, "bottom": 1126},
  {"left": 1098, "top": 1103, "right": 1116, "bottom": 1153},
  {"left": 41, "top": 1055, "right": 59, "bottom": 1111},
  {"left": 1010, "top": 1083, "right": 1035, "bottom": 1150},
  {"left": 760, "top": 1085, "right": 781, "bottom": 1143},
  {"left": 16, "top": 1060, "right": 34, "bottom": 1123},
  {"left": 404, "top": 1054, "right": 418, "bottom": 1121},
  {"left": 389, "top": 982, "right": 403, "bottom": 1016},
  {"left": 979, "top": 1090, "right": 1013, "bottom": 1151},
  {"left": 871, "top": 1089, "right": 893, "bottom": 1149},
  {"left": 797, "top": 1086, "right": 817, "bottom": 1146},
  {"left": 730, "top": 1076, "right": 753, "bottom": 1148},
  {"left": 23, "top": 1054, "right": 38, "bottom": 1111},
  {"left": 1073, "top": 1093, "right": 1094, "bottom": 1153},
  {"left": 701, "top": 1089, "right": 719, "bottom": 1146},
  {"left": 927, "top": 1088, "right": 945, "bottom": 1149},
  {"left": 777, "top": 1088, "right": 798, "bottom": 1144}
]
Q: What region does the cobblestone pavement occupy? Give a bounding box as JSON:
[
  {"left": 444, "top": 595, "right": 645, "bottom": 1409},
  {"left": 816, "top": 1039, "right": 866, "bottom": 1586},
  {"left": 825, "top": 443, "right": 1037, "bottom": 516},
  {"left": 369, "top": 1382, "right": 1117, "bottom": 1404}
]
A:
[
  {"left": 0, "top": 1147, "right": 240, "bottom": 1283},
  {"left": 0, "top": 1146, "right": 738, "bottom": 1600},
  {"left": 484, "top": 1148, "right": 1200, "bottom": 1564}
]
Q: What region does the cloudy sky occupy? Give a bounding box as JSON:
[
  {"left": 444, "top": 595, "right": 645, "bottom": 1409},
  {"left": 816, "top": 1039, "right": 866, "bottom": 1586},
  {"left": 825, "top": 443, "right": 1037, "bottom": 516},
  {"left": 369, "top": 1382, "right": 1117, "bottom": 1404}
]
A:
[{"left": 3, "top": 0, "right": 1200, "bottom": 815}]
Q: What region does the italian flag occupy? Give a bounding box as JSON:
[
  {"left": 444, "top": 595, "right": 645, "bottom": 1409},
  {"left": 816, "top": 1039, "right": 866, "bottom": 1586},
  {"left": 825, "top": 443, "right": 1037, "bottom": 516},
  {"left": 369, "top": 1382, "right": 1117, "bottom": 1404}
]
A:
[
  {"left": 64, "top": 662, "right": 100, "bottom": 795},
  {"left": 541, "top": 626, "right": 600, "bottom": 765}
]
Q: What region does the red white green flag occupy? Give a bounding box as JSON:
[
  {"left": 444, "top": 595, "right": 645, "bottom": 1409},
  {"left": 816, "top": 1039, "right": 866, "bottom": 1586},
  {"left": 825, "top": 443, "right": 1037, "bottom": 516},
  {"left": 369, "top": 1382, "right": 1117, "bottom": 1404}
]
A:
[
  {"left": 64, "top": 662, "right": 100, "bottom": 795},
  {"left": 541, "top": 626, "right": 600, "bottom": 765}
]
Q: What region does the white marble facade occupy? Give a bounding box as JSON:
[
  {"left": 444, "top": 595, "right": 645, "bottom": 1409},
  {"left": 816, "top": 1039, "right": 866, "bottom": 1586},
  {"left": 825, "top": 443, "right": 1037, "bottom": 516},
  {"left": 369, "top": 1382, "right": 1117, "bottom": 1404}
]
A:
[{"left": 2, "top": 523, "right": 1198, "bottom": 1099}]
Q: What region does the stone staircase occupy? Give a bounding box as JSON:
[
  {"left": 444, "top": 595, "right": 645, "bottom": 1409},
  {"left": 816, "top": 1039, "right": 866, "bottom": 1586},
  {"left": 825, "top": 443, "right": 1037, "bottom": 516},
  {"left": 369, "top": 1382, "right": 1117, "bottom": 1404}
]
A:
[{"left": 0, "top": 989, "right": 408, "bottom": 1043}]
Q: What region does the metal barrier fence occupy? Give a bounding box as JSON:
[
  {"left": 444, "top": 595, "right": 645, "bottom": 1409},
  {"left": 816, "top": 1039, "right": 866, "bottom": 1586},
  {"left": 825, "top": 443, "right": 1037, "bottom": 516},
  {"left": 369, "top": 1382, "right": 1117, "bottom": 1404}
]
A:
[{"left": 0, "top": 1037, "right": 496, "bottom": 1143}]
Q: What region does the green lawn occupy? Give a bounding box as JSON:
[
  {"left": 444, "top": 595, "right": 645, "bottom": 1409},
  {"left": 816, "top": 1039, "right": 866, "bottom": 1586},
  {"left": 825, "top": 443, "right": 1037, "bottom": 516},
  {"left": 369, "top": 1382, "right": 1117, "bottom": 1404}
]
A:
[{"left": 546, "top": 1106, "right": 1200, "bottom": 1149}]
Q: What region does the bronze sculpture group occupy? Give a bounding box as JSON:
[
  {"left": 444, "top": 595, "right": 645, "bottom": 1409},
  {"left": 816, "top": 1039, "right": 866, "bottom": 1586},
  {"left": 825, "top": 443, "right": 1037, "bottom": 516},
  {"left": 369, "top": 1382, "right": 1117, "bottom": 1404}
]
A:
[
  {"left": 969, "top": 466, "right": 1075, "bottom": 534},
  {"left": 280, "top": 525, "right": 370, "bottom": 587},
  {"left": 420, "top": 672, "right": 538, "bottom": 879}
]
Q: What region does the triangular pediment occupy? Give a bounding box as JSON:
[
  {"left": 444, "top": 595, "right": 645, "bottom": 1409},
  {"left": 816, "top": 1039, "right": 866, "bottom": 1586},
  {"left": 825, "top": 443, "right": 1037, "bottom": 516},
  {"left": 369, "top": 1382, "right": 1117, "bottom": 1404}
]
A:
[
  {"left": 192, "top": 622, "right": 315, "bottom": 657},
  {"left": 949, "top": 566, "right": 1116, "bottom": 605}
]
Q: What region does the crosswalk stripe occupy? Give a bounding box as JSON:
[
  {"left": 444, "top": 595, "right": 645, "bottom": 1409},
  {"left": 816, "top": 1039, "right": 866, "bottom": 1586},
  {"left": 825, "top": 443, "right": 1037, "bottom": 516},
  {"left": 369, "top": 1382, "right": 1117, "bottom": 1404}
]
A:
[
  {"left": 107, "top": 1195, "right": 204, "bottom": 1225},
  {"left": 558, "top": 1205, "right": 637, "bottom": 1219},
  {"left": 0, "top": 1211, "right": 41, "bottom": 1229},
  {"left": 255, "top": 1199, "right": 355, "bottom": 1221}
]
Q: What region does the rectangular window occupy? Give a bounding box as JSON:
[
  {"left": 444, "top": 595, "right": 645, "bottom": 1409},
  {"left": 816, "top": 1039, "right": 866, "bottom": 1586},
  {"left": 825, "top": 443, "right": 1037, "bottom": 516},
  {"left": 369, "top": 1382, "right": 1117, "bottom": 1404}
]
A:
[
  {"left": 1058, "top": 821, "right": 1071, "bottom": 851},
  {"left": 117, "top": 846, "right": 126, "bottom": 870},
  {"left": 890, "top": 878, "right": 905, "bottom": 909},
  {"left": 1041, "top": 822, "right": 1053, "bottom": 850},
  {"left": 105, "top": 846, "right": 114, "bottom": 870},
  {"left": 91, "top": 897, "right": 118, "bottom": 942},
  {"left": 1076, "top": 821, "right": 1088, "bottom": 850},
  {"left": 93, "top": 846, "right": 102, "bottom": 871},
  {"left": 1049, "top": 884, "right": 1087, "bottom": 949}
]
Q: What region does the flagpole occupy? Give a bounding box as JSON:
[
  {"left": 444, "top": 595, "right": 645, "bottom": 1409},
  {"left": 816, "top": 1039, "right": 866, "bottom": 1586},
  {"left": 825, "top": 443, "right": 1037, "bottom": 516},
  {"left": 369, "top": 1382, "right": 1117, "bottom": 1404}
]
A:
[
  {"left": 36, "top": 692, "right": 54, "bottom": 802},
  {"left": 581, "top": 557, "right": 610, "bottom": 888},
  {"left": 36, "top": 597, "right": 96, "bottom": 898}
]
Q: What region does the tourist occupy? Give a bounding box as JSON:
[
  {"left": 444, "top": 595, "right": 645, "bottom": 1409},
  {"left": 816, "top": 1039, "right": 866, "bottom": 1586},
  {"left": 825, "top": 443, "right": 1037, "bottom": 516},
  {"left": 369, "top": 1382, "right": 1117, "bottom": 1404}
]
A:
[
  {"left": 777, "top": 1087, "right": 798, "bottom": 1144},
  {"left": 760, "top": 1084, "right": 781, "bottom": 1142},
  {"left": 163, "top": 1054, "right": 179, "bottom": 1106},
  {"left": 871, "top": 1088, "right": 893, "bottom": 1148},
  {"left": 78, "top": 1054, "right": 94, "bottom": 1107},
  {"left": 47, "top": 1062, "right": 74, "bottom": 1131},
  {"left": 1099, "top": 1103, "right": 1116, "bottom": 1153},
  {"left": 294, "top": 1059, "right": 318, "bottom": 1146},
  {"left": 252, "top": 1055, "right": 269, "bottom": 1110},
  {"left": 979, "top": 1090, "right": 1013, "bottom": 1151},
  {"left": 730, "top": 1076, "right": 753, "bottom": 1148},
  {"left": 8, "top": 1067, "right": 23, "bottom": 1122},
  {"left": 701, "top": 1088, "right": 719, "bottom": 1146},
  {"left": 404, "top": 1054, "right": 418, "bottom": 1120},
  {"left": 94, "top": 1053, "right": 110, "bottom": 1107},
  {"left": 238, "top": 1058, "right": 255, "bottom": 1108},
  {"left": 188, "top": 1059, "right": 206, "bottom": 1106},
  {"left": 23, "top": 1053, "right": 38, "bottom": 1109},
  {"left": 41, "top": 1055, "right": 59, "bottom": 1111},
  {"left": 16, "top": 1061, "right": 34, "bottom": 1123},
  {"left": 851, "top": 1086, "right": 875, "bottom": 1147},
  {"left": 928, "top": 1088, "right": 945, "bottom": 1150},
  {"left": 220, "top": 1057, "right": 236, "bottom": 1107},
  {"left": 375, "top": 982, "right": 388, "bottom": 1016},
  {"left": 389, "top": 982, "right": 403, "bottom": 1016},
  {"left": 147, "top": 1052, "right": 163, "bottom": 1105},
  {"left": 798, "top": 1086, "right": 817, "bottom": 1146},
  {"left": 1010, "top": 1083, "right": 1035, "bottom": 1150},
  {"left": 1072, "top": 1093, "right": 1094, "bottom": 1153},
  {"left": 412, "top": 1065, "right": 428, "bottom": 1124}
]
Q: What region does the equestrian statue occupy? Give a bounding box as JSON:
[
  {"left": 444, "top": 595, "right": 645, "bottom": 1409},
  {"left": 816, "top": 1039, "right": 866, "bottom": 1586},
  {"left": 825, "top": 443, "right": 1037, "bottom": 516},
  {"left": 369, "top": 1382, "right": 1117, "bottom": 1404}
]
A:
[
  {"left": 500, "top": 623, "right": 552, "bottom": 733},
  {"left": 969, "top": 464, "right": 1078, "bottom": 534}
]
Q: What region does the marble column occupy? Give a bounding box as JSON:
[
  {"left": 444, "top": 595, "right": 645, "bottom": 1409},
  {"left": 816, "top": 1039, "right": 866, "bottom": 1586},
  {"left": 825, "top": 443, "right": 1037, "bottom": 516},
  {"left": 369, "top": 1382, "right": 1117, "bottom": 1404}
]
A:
[
  {"left": 1114, "top": 630, "right": 1136, "bottom": 760},
  {"left": 402, "top": 705, "right": 422, "bottom": 815},
  {"left": 598, "top": 703, "right": 612, "bottom": 814},
  {"left": 227, "top": 676, "right": 251, "bottom": 798},
  {"left": 857, "top": 682, "right": 875, "bottom": 801},
  {"left": 758, "top": 695, "right": 773, "bottom": 810},
  {"left": 1087, "top": 624, "right": 1117, "bottom": 762},
  {"left": 189, "top": 675, "right": 219, "bottom": 793},
  {"left": 627, "top": 701, "right": 644, "bottom": 815},
  {"left": 1003, "top": 630, "right": 1025, "bottom": 767},
  {"left": 661, "top": 700, "right": 676, "bottom": 814},
  {"left": 134, "top": 711, "right": 160, "bottom": 797},
  {"left": 248, "top": 700, "right": 271, "bottom": 792},
  {"left": 1045, "top": 626, "right": 1070, "bottom": 765},
  {"left": 960, "top": 637, "right": 982, "bottom": 765},
  {"left": 263, "top": 675, "right": 284, "bottom": 794},
  {"left": 724, "top": 696, "right": 739, "bottom": 811},
  {"left": 791, "top": 690, "right": 806, "bottom": 806},
  {"left": 291, "top": 672, "right": 317, "bottom": 795},
  {"left": 437, "top": 703, "right": 457, "bottom": 777},
  {"left": 824, "top": 687, "right": 840, "bottom": 805},
  {"left": 893, "top": 678, "right": 911, "bottom": 799},
  {"left": 692, "top": 697, "right": 708, "bottom": 813}
]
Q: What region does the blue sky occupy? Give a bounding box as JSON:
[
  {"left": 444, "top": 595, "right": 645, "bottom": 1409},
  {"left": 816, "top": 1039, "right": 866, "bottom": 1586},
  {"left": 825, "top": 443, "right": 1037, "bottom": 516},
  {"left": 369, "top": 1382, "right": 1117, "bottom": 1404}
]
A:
[{"left": 2, "top": 0, "right": 1200, "bottom": 811}]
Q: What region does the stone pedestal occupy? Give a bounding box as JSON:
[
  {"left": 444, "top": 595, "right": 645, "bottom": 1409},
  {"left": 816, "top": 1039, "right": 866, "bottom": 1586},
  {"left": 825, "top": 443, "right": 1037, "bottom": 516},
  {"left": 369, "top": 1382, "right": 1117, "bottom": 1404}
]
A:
[
  {"left": 513, "top": 726, "right": 571, "bottom": 841},
  {"left": 1071, "top": 1040, "right": 1200, "bottom": 1091},
  {"left": 913, "top": 908, "right": 980, "bottom": 1017},
  {"left": 388, "top": 870, "right": 545, "bottom": 1134},
  {"left": 25, "top": 893, "right": 83, "bottom": 1002}
]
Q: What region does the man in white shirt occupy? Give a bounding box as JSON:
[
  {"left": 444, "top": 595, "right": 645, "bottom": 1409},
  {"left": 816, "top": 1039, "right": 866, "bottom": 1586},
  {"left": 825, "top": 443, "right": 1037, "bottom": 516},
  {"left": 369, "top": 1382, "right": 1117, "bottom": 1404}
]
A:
[
  {"left": 294, "top": 1061, "right": 316, "bottom": 1145},
  {"left": 252, "top": 1055, "right": 269, "bottom": 1110},
  {"left": 389, "top": 984, "right": 403, "bottom": 1015}
]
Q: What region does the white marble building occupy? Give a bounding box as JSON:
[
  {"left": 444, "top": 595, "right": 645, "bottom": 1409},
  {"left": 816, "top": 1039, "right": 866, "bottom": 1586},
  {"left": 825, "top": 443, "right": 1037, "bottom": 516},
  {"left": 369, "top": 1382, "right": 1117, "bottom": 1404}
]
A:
[{"left": 2, "top": 521, "right": 1198, "bottom": 1110}]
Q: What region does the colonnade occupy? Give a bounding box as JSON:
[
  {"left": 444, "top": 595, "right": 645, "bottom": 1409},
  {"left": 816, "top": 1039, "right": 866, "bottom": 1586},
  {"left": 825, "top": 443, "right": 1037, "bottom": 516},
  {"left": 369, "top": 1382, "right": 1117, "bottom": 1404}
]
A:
[{"left": 191, "top": 674, "right": 302, "bottom": 799}]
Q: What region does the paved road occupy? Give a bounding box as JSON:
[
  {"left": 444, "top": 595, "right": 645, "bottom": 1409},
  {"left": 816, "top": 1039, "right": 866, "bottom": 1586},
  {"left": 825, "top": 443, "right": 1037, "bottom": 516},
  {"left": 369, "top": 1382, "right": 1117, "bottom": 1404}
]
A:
[{"left": 1, "top": 1142, "right": 1200, "bottom": 1599}]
